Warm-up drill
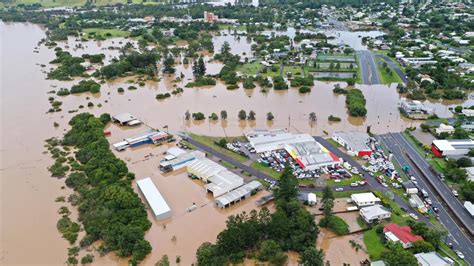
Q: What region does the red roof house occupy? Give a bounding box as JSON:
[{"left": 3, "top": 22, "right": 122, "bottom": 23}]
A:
[{"left": 383, "top": 223, "right": 423, "bottom": 249}]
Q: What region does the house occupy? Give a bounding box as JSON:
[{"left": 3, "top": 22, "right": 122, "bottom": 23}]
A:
[
  {"left": 435, "top": 124, "right": 455, "bottom": 135},
  {"left": 359, "top": 204, "right": 391, "bottom": 223},
  {"left": 414, "top": 252, "right": 454, "bottom": 266},
  {"left": 461, "top": 109, "right": 474, "bottom": 117},
  {"left": 350, "top": 192, "right": 381, "bottom": 207},
  {"left": 332, "top": 131, "right": 373, "bottom": 157},
  {"left": 112, "top": 113, "right": 142, "bottom": 126},
  {"left": 400, "top": 99, "right": 433, "bottom": 115},
  {"left": 383, "top": 223, "right": 423, "bottom": 249}
]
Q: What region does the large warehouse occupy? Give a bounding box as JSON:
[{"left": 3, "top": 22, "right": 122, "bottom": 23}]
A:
[
  {"left": 136, "top": 177, "right": 171, "bottom": 220},
  {"left": 187, "top": 158, "right": 244, "bottom": 197},
  {"left": 245, "top": 129, "right": 315, "bottom": 153},
  {"left": 214, "top": 181, "right": 262, "bottom": 209},
  {"left": 332, "top": 131, "right": 373, "bottom": 157},
  {"left": 431, "top": 139, "right": 474, "bottom": 157},
  {"left": 284, "top": 141, "right": 342, "bottom": 170}
]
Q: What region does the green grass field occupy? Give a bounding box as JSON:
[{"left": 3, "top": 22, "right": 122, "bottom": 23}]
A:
[
  {"left": 236, "top": 61, "right": 261, "bottom": 76},
  {"left": 250, "top": 162, "right": 281, "bottom": 180},
  {"left": 363, "top": 228, "right": 388, "bottom": 260},
  {"left": 377, "top": 59, "right": 402, "bottom": 85},
  {"left": 82, "top": 28, "right": 130, "bottom": 39},
  {"left": 326, "top": 175, "right": 363, "bottom": 186}
]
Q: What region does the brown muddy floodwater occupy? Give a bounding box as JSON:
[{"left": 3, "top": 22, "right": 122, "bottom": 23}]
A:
[{"left": 1, "top": 21, "right": 472, "bottom": 265}]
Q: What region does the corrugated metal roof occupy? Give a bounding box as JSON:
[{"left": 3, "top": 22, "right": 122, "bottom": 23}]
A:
[{"left": 136, "top": 177, "right": 171, "bottom": 219}]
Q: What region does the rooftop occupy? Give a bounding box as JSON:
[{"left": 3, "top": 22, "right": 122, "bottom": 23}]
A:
[
  {"left": 360, "top": 204, "right": 391, "bottom": 219},
  {"left": 414, "top": 252, "right": 452, "bottom": 266},
  {"left": 136, "top": 177, "right": 171, "bottom": 219},
  {"left": 351, "top": 192, "right": 380, "bottom": 203},
  {"left": 384, "top": 223, "right": 423, "bottom": 244},
  {"left": 432, "top": 139, "right": 474, "bottom": 151},
  {"left": 112, "top": 113, "right": 137, "bottom": 123},
  {"left": 333, "top": 131, "right": 371, "bottom": 152}
]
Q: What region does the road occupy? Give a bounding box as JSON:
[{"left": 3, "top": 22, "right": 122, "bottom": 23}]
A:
[
  {"left": 357, "top": 50, "right": 380, "bottom": 85},
  {"left": 379, "top": 133, "right": 474, "bottom": 265},
  {"left": 375, "top": 54, "right": 408, "bottom": 84}
]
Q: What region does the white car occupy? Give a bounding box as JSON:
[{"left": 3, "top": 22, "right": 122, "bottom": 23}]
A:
[
  {"left": 350, "top": 182, "right": 359, "bottom": 187},
  {"left": 452, "top": 190, "right": 459, "bottom": 197},
  {"left": 455, "top": 250, "right": 465, "bottom": 260},
  {"left": 335, "top": 188, "right": 344, "bottom": 192},
  {"left": 409, "top": 213, "right": 419, "bottom": 220}
]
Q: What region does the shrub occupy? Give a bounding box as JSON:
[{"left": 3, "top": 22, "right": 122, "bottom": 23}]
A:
[
  {"left": 319, "top": 215, "right": 349, "bottom": 235},
  {"left": 185, "top": 76, "right": 216, "bottom": 87},
  {"left": 299, "top": 86, "right": 311, "bottom": 93},
  {"left": 70, "top": 80, "right": 101, "bottom": 94},
  {"left": 117, "top": 87, "right": 124, "bottom": 93},
  {"left": 192, "top": 112, "right": 205, "bottom": 120},
  {"left": 273, "top": 77, "right": 288, "bottom": 90},
  {"left": 227, "top": 84, "right": 239, "bottom": 90},
  {"left": 328, "top": 115, "right": 341, "bottom": 122},
  {"left": 156, "top": 93, "right": 171, "bottom": 100},
  {"left": 346, "top": 89, "right": 367, "bottom": 117},
  {"left": 128, "top": 85, "right": 137, "bottom": 90}
]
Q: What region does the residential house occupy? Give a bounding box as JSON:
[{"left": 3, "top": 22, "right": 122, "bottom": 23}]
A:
[
  {"left": 383, "top": 223, "right": 423, "bottom": 249},
  {"left": 360, "top": 204, "right": 391, "bottom": 223}
]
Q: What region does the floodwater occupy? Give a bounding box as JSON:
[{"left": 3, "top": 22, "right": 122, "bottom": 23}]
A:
[{"left": 1, "top": 21, "right": 472, "bottom": 265}]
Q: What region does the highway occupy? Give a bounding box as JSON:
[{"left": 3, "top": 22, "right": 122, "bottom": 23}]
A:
[
  {"left": 357, "top": 50, "right": 381, "bottom": 85},
  {"left": 379, "top": 133, "right": 473, "bottom": 265},
  {"left": 375, "top": 54, "right": 408, "bottom": 84}
]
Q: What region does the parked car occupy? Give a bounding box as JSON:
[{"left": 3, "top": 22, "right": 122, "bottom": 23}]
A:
[
  {"left": 409, "top": 213, "right": 419, "bottom": 220},
  {"left": 335, "top": 188, "right": 344, "bottom": 192},
  {"left": 452, "top": 190, "right": 459, "bottom": 197},
  {"left": 455, "top": 250, "right": 465, "bottom": 260}
]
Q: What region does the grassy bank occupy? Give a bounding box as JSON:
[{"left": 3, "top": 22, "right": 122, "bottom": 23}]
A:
[
  {"left": 363, "top": 228, "right": 388, "bottom": 260},
  {"left": 190, "top": 134, "right": 248, "bottom": 163},
  {"left": 83, "top": 28, "right": 130, "bottom": 39}
]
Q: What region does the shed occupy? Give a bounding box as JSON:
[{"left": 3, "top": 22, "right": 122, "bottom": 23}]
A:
[
  {"left": 112, "top": 113, "right": 141, "bottom": 126},
  {"left": 214, "top": 181, "right": 262, "bottom": 208},
  {"left": 136, "top": 177, "right": 171, "bottom": 220}
]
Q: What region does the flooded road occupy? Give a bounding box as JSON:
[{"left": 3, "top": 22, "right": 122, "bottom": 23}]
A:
[{"left": 0, "top": 21, "right": 472, "bottom": 265}]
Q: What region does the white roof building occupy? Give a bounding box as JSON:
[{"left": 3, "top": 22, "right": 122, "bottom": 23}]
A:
[
  {"left": 112, "top": 113, "right": 142, "bottom": 126},
  {"left": 214, "top": 181, "right": 262, "bottom": 208},
  {"left": 360, "top": 204, "right": 391, "bottom": 223},
  {"left": 464, "top": 167, "right": 474, "bottom": 182},
  {"left": 435, "top": 124, "right": 455, "bottom": 135},
  {"left": 414, "top": 252, "right": 453, "bottom": 266},
  {"left": 136, "top": 178, "right": 171, "bottom": 220},
  {"left": 432, "top": 139, "right": 474, "bottom": 157},
  {"left": 351, "top": 192, "right": 381, "bottom": 207},
  {"left": 187, "top": 158, "right": 244, "bottom": 197},
  {"left": 332, "top": 131, "right": 373, "bottom": 156},
  {"left": 245, "top": 129, "right": 315, "bottom": 153}
]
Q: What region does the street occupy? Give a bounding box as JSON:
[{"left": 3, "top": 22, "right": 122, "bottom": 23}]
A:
[
  {"left": 357, "top": 50, "right": 381, "bottom": 85},
  {"left": 379, "top": 133, "right": 473, "bottom": 265},
  {"left": 375, "top": 54, "right": 408, "bottom": 84}
]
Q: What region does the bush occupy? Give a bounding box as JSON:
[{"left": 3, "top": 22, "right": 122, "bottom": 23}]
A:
[
  {"left": 273, "top": 77, "right": 288, "bottom": 90},
  {"left": 290, "top": 76, "right": 313, "bottom": 87},
  {"left": 209, "top": 113, "right": 219, "bottom": 120},
  {"left": 117, "top": 87, "right": 124, "bottom": 93},
  {"left": 156, "top": 93, "right": 171, "bottom": 100},
  {"left": 70, "top": 80, "right": 101, "bottom": 94},
  {"left": 346, "top": 89, "right": 367, "bottom": 117},
  {"left": 319, "top": 215, "right": 349, "bottom": 235},
  {"left": 227, "top": 84, "right": 239, "bottom": 90},
  {"left": 57, "top": 88, "right": 70, "bottom": 96},
  {"left": 192, "top": 112, "right": 205, "bottom": 120},
  {"left": 299, "top": 86, "right": 311, "bottom": 93},
  {"left": 328, "top": 115, "right": 341, "bottom": 122},
  {"left": 185, "top": 76, "right": 216, "bottom": 87},
  {"left": 128, "top": 85, "right": 137, "bottom": 90}
]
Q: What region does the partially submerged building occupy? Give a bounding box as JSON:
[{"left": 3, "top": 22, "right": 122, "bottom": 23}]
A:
[
  {"left": 160, "top": 150, "right": 205, "bottom": 172},
  {"left": 400, "top": 99, "right": 433, "bottom": 119},
  {"left": 214, "top": 181, "right": 262, "bottom": 209},
  {"left": 113, "top": 131, "right": 171, "bottom": 151},
  {"left": 187, "top": 158, "right": 244, "bottom": 197},
  {"left": 112, "top": 113, "right": 142, "bottom": 126},
  {"left": 136, "top": 177, "right": 171, "bottom": 220},
  {"left": 332, "top": 131, "right": 373, "bottom": 157}
]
